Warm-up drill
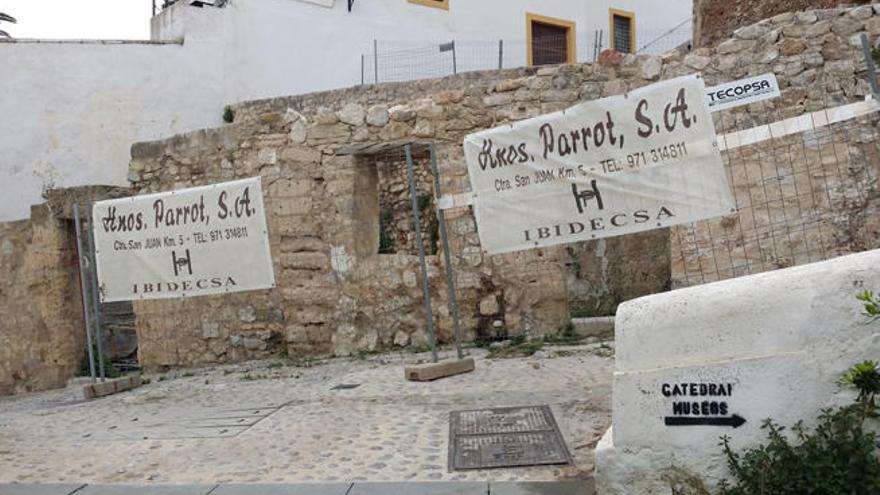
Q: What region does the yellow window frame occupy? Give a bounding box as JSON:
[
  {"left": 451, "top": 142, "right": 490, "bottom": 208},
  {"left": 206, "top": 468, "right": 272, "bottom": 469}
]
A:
[
  {"left": 408, "top": 0, "right": 449, "bottom": 10},
  {"left": 526, "top": 13, "right": 577, "bottom": 66},
  {"left": 609, "top": 8, "right": 636, "bottom": 54}
]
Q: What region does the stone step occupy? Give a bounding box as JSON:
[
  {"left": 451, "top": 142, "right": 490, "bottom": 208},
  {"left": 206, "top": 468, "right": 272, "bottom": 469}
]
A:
[{"left": 571, "top": 316, "right": 615, "bottom": 340}]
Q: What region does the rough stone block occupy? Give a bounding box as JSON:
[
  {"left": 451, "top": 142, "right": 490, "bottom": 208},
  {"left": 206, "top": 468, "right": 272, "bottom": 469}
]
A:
[
  {"left": 82, "top": 375, "right": 142, "bottom": 400},
  {"left": 405, "top": 357, "right": 475, "bottom": 381},
  {"left": 571, "top": 317, "right": 614, "bottom": 340},
  {"left": 212, "top": 483, "right": 352, "bottom": 495},
  {"left": 349, "top": 482, "right": 487, "bottom": 495},
  {"left": 490, "top": 481, "right": 594, "bottom": 495}
]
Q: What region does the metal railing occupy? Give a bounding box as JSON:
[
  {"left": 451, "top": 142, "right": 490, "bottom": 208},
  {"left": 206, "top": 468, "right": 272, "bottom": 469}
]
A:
[{"left": 360, "top": 23, "right": 693, "bottom": 85}]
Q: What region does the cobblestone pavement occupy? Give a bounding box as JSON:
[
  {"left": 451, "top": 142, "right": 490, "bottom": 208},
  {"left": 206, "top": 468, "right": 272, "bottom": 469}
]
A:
[{"left": 0, "top": 344, "right": 612, "bottom": 485}]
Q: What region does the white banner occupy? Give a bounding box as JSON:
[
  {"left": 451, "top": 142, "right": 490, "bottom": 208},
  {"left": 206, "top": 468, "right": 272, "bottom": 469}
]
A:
[
  {"left": 92, "top": 177, "right": 275, "bottom": 302},
  {"left": 464, "top": 75, "right": 735, "bottom": 255}
]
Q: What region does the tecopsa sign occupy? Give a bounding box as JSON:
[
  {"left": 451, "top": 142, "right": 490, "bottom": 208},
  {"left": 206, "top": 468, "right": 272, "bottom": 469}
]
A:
[
  {"left": 705, "top": 73, "right": 781, "bottom": 112},
  {"left": 463, "top": 74, "right": 734, "bottom": 255},
  {"left": 92, "top": 177, "right": 275, "bottom": 302}
]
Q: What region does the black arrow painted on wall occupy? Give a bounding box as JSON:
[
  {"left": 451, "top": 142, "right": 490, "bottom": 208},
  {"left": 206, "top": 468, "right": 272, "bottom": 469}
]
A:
[{"left": 664, "top": 415, "right": 747, "bottom": 428}]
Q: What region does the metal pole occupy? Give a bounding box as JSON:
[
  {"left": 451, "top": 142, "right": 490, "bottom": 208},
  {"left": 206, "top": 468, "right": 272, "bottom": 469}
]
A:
[
  {"left": 86, "top": 202, "right": 107, "bottom": 381},
  {"left": 428, "top": 145, "right": 463, "bottom": 360},
  {"left": 373, "top": 39, "right": 379, "bottom": 85},
  {"left": 498, "top": 40, "right": 503, "bottom": 70},
  {"left": 452, "top": 40, "right": 457, "bottom": 75},
  {"left": 405, "top": 144, "right": 438, "bottom": 363},
  {"left": 73, "top": 204, "right": 97, "bottom": 383},
  {"left": 860, "top": 33, "right": 880, "bottom": 97},
  {"left": 361, "top": 54, "right": 365, "bottom": 86}
]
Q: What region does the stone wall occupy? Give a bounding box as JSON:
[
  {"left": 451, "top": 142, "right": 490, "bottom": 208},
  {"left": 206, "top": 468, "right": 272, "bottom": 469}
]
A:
[
  {"left": 0, "top": 205, "right": 84, "bottom": 395},
  {"left": 693, "top": 0, "right": 872, "bottom": 48},
  {"left": 124, "top": 5, "right": 879, "bottom": 370}
]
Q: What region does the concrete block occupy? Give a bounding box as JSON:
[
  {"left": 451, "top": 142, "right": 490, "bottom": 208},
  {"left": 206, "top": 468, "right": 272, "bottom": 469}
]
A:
[
  {"left": 349, "top": 482, "right": 488, "bottom": 495},
  {"left": 0, "top": 484, "right": 86, "bottom": 495},
  {"left": 571, "top": 317, "right": 614, "bottom": 339},
  {"left": 404, "top": 357, "right": 475, "bottom": 381},
  {"left": 211, "top": 483, "right": 352, "bottom": 495},
  {"left": 82, "top": 375, "right": 142, "bottom": 400},
  {"left": 77, "top": 485, "right": 215, "bottom": 495},
  {"left": 490, "top": 481, "right": 595, "bottom": 495}
]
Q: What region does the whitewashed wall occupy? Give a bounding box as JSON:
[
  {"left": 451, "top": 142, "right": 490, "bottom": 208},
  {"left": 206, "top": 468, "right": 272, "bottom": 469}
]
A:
[
  {"left": 0, "top": 0, "right": 691, "bottom": 222},
  {"left": 595, "top": 249, "right": 880, "bottom": 494},
  {"left": 210, "top": 0, "right": 692, "bottom": 100}
]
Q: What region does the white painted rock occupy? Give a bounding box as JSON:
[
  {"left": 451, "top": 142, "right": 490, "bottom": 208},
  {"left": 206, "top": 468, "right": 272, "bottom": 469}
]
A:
[{"left": 595, "top": 249, "right": 880, "bottom": 494}]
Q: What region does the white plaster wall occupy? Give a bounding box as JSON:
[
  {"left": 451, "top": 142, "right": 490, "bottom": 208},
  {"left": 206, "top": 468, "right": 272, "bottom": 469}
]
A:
[
  {"left": 0, "top": 0, "right": 691, "bottom": 222},
  {"left": 209, "top": 0, "right": 693, "bottom": 101},
  {"left": 595, "top": 249, "right": 880, "bottom": 494}
]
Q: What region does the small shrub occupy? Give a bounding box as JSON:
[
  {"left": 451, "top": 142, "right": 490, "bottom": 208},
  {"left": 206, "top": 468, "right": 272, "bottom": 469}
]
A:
[
  {"left": 222, "top": 106, "right": 235, "bottom": 124},
  {"left": 719, "top": 290, "right": 880, "bottom": 494},
  {"left": 857, "top": 289, "right": 880, "bottom": 323},
  {"left": 719, "top": 407, "right": 880, "bottom": 495},
  {"left": 543, "top": 323, "right": 584, "bottom": 345},
  {"left": 78, "top": 345, "right": 121, "bottom": 379},
  {"left": 378, "top": 209, "right": 395, "bottom": 254}
]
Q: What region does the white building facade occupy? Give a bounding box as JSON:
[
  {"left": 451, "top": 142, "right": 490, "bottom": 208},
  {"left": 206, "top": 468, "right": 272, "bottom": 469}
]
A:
[{"left": 0, "top": 0, "right": 692, "bottom": 222}]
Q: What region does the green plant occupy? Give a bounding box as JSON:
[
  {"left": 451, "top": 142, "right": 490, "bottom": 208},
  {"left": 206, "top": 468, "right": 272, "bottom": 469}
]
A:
[
  {"left": 222, "top": 106, "right": 235, "bottom": 124},
  {"left": 841, "top": 360, "right": 880, "bottom": 414},
  {"left": 78, "top": 345, "right": 121, "bottom": 379},
  {"left": 857, "top": 289, "right": 880, "bottom": 323},
  {"left": 379, "top": 209, "right": 395, "bottom": 254},
  {"left": 719, "top": 408, "right": 880, "bottom": 495},
  {"left": 487, "top": 335, "right": 543, "bottom": 359},
  {"left": 719, "top": 290, "right": 880, "bottom": 494},
  {"left": 543, "top": 323, "right": 584, "bottom": 346}
]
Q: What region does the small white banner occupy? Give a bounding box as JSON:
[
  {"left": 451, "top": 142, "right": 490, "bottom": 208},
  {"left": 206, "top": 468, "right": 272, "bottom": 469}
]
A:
[
  {"left": 92, "top": 177, "right": 275, "bottom": 302},
  {"left": 705, "top": 73, "right": 781, "bottom": 112},
  {"left": 463, "top": 74, "right": 734, "bottom": 255}
]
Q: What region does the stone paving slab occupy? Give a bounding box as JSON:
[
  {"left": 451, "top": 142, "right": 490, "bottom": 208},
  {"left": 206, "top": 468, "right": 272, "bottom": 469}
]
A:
[
  {"left": 0, "top": 484, "right": 86, "bottom": 495},
  {"left": 348, "top": 482, "right": 488, "bottom": 495},
  {"left": 0, "top": 346, "right": 613, "bottom": 484},
  {"left": 490, "top": 481, "right": 594, "bottom": 495},
  {"left": 76, "top": 485, "right": 216, "bottom": 495},
  {"left": 0, "top": 482, "right": 594, "bottom": 495},
  {"left": 211, "top": 483, "right": 352, "bottom": 495}
]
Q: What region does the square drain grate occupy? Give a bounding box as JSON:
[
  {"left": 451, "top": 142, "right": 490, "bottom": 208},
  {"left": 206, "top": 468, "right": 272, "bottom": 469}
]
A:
[{"left": 449, "top": 405, "right": 573, "bottom": 471}]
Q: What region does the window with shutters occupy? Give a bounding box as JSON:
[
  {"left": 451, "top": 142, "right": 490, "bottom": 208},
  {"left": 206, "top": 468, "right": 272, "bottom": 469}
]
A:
[
  {"left": 408, "top": 0, "right": 448, "bottom": 10},
  {"left": 526, "top": 13, "right": 576, "bottom": 66},
  {"left": 609, "top": 8, "right": 635, "bottom": 53}
]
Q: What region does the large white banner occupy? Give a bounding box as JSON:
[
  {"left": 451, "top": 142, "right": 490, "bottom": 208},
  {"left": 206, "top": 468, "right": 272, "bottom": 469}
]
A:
[
  {"left": 464, "top": 74, "right": 735, "bottom": 255},
  {"left": 92, "top": 177, "right": 275, "bottom": 302}
]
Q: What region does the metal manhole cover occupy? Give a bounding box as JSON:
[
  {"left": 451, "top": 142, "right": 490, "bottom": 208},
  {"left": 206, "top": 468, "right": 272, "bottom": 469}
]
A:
[{"left": 449, "top": 405, "right": 573, "bottom": 471}]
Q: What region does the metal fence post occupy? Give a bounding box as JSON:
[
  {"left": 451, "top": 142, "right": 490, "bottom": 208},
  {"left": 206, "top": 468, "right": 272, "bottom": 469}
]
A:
[
  {"left": 860, "top": 33, "right": 880, "bottom": 97},
  {"left": 498, "top": 39, "right": 504, "bottom": 69},
  {"left": 73, "top": 204, "right": 97, "bottom": 383},
  {"left": 86, "top": 203, "right": 107, "bottom": 381},
  {"left": 452, "top": 40, "right": 457, "bottom": 75},
  {"left": 405, "top": 144, "right": 438, "bottom": 363},
  {"left": 428, "top": 145, "right": 463, "bottom": 360},
  {"left": 373, "top": 39, "right": 379, "bottom": 84}
]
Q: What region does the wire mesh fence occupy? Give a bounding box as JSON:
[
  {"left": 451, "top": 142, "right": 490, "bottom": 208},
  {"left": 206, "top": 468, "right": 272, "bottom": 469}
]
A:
[
  {"left": 672, "top": 54, "right": 880, "bottom": 287},
  {"left": 361, "top": 23, "right": 693, "bottom": 85}
]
